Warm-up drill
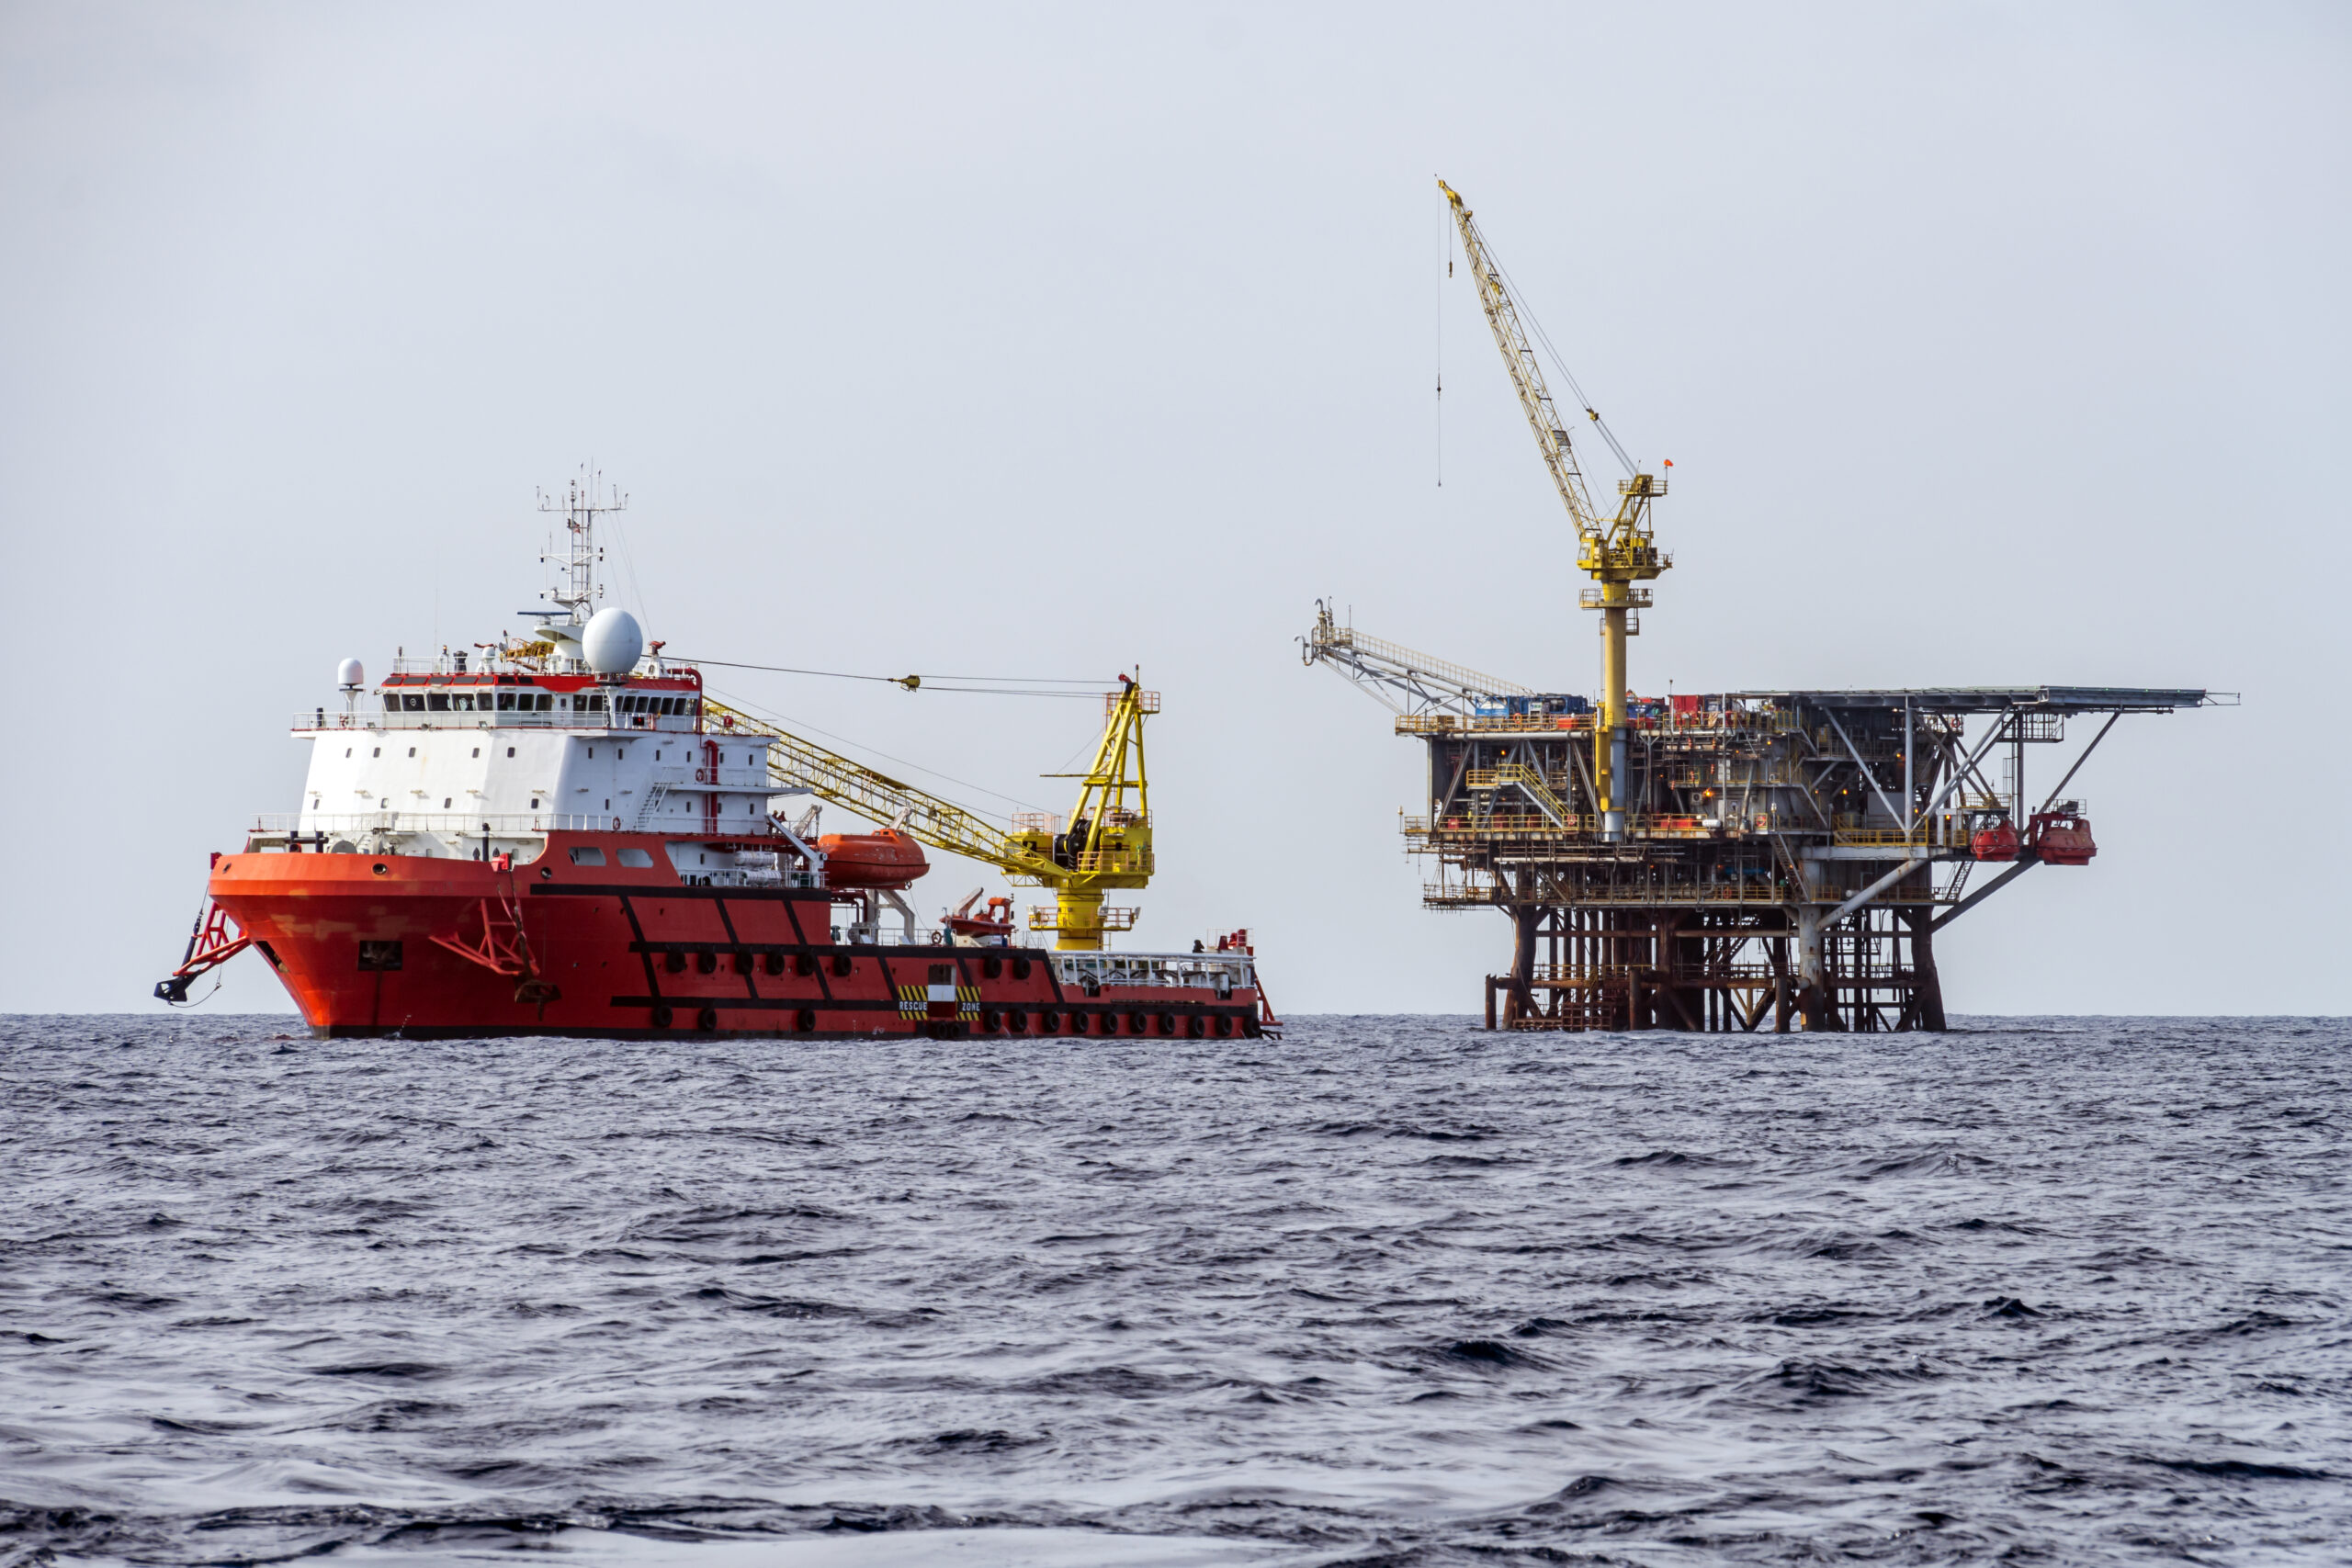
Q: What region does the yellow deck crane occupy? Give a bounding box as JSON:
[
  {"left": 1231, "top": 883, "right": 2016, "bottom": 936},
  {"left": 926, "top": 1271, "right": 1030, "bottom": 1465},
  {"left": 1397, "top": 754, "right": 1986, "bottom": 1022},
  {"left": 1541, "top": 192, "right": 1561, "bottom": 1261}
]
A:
[
  {"left": 704, "top": 679, "right": 1156, "bottom": 949},
  {"left": 1440, "top": 178, "right": 1668, "bottom": 840}
]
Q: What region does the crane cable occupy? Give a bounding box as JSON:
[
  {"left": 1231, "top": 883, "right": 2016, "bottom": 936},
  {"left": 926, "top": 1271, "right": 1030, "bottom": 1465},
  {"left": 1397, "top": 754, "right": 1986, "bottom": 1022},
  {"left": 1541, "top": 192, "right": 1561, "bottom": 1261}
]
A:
[
  {"left": 673, "top": 655, "right": 1105, "bottom": 697},
  {"left": 1464, "top": 213, "right": 1640, "bottom": 479},
  {"left": 702, "top": 682, "right": 1060, "bottom": 818}
]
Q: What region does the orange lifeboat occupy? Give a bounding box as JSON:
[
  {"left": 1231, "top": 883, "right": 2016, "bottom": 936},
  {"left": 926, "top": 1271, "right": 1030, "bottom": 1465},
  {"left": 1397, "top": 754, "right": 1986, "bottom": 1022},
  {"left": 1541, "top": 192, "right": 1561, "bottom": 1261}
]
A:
[
  {"left": 2029, "top": 808, "right": 2097, "bottom": 866},
  {"left": 1970, "top": 819, "right": 2020, "bottom": 862},
  {"left": 817, "top": 829, "right": 929, "bottom": 890}
]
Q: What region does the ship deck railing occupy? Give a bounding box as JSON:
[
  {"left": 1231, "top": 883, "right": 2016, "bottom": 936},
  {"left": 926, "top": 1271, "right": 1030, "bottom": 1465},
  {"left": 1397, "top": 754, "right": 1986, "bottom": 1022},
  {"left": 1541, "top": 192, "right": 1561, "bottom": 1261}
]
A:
[
  {"left": 254, "top": 811, "right": 725, "bottom": 838},
  {"left": 1051, "top": 953, "right": 1258, "bottom": 990},
  {"left": 290, "top": 711, "right": 705, "bottom": 735}
]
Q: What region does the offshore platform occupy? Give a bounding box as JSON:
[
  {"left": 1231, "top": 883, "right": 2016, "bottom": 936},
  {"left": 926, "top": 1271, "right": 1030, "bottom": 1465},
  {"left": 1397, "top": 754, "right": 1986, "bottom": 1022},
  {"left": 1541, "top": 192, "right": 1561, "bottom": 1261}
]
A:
[{"left": 1304, "top": 181, "right": 2220, "bottom": 1032}]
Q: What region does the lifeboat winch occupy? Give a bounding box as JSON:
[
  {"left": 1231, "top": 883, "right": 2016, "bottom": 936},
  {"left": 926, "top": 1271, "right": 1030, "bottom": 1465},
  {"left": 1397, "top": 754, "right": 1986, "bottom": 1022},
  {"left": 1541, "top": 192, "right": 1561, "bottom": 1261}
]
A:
[{"left": 817, "top": 829, "right": 929, "bottom": 890}]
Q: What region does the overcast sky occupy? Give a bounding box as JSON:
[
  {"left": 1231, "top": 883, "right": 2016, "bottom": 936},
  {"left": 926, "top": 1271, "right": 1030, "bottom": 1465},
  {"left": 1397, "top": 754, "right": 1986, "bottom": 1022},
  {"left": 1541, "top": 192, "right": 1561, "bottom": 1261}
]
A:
[{"left": 3, "top": 2, "right": 2345, "bottom": 1017}]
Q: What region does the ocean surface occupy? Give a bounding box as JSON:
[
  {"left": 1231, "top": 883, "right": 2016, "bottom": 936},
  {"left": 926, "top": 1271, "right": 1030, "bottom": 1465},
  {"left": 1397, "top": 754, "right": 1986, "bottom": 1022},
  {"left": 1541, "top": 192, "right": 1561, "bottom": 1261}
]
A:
[{"left": 1, "top": 1014, "right": 2346, "bottom": 1567}]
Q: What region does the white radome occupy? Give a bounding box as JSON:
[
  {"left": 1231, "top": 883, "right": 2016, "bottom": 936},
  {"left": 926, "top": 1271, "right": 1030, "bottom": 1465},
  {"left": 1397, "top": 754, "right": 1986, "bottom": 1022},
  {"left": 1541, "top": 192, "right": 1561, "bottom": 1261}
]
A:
[
  {"left": 337, "top": 658, "right": 366, "bottom": 690},
  {"left": 582, "top": 607, "right": 644, "bottom": 675}
]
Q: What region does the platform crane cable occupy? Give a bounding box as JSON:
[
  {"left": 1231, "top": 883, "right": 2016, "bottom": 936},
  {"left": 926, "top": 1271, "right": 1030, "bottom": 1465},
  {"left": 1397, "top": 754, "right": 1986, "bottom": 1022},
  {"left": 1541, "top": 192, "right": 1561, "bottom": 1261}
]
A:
[{"left": 1487, "top": 248, "right": 1638, "bottom": 479}]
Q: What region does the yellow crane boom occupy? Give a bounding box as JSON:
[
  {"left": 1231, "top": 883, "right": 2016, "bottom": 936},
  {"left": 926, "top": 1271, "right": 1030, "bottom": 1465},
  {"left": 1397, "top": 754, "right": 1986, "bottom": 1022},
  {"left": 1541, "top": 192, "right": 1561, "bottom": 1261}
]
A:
[
  {"left": 706, "top": 678, "right": 1156, "bottom": 950},
  {"left": 1439, "top": 177, "right": 1668, "bottom": 841}
]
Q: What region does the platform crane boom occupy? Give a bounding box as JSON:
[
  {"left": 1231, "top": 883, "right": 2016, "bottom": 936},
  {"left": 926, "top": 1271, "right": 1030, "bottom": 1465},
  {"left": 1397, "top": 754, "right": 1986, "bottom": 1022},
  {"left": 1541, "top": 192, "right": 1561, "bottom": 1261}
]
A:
[
  {"left": 1300, "top": 600, "right": 1532, "bottom": 716},
  {"left": 1439, "top": 177, "right": 1668, "bottom": 840}
]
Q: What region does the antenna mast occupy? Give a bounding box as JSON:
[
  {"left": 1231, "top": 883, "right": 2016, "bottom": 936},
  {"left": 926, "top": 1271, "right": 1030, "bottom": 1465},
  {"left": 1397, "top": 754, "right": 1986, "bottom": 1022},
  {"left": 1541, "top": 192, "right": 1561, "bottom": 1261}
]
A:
[{"left": 537, "top": 466, "right": 628, "bottom": 626}]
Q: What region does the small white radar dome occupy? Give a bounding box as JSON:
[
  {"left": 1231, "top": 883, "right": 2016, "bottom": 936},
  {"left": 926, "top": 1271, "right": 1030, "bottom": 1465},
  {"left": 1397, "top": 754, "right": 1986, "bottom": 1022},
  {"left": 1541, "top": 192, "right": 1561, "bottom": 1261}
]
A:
[
  {"left": 337, "top": 658, "right": 366, "bottom": 690},
  {"left": 582, "top": 607, "right": 644, "bottom": 675}
]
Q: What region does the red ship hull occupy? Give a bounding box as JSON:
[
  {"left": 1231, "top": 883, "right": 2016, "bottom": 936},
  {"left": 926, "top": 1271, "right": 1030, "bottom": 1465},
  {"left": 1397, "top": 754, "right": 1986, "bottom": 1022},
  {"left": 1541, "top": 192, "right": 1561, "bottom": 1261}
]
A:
[{"left": 209, "top": 832, "right": 1272, "bottom": 1041}]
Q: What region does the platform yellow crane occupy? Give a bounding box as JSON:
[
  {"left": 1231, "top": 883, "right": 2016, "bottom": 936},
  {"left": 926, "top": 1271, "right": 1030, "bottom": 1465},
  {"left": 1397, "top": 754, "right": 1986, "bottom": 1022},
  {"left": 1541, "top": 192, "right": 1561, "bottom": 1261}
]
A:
[
  {"left": 1440, "top": 178, "right": 1668, "bottom": 840},
  {"left": 705, "top": 678, "right": 1156, "bottom": 949}
]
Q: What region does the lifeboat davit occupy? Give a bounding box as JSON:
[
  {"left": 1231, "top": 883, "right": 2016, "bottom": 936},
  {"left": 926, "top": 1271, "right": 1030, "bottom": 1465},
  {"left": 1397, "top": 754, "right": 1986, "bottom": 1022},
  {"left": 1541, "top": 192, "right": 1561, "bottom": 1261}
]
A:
[
  {"left": 2029, "top": 809, "right": 2097, "bottom": 866},
  {"left": 818, "top": 829, "right": 929, "bottom": 890},
  {"left": 942, "top": 888, "right": 1015, "bottom": 941},
  {"left": 1970, "top": 820, "right": 2020, "bottom": 862}
]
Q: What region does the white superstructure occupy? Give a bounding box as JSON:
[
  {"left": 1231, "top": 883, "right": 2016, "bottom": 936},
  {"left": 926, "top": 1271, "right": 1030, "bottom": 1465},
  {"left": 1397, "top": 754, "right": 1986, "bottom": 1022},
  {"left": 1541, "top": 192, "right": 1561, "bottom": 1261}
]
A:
[{"left": 257, "top": 471, "right": 805, "bottom": 886}]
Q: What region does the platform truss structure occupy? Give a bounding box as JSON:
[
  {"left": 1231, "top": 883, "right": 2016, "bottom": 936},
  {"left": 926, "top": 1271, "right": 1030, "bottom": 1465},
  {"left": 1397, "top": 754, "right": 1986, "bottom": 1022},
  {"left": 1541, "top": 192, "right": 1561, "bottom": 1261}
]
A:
[{"left": 1306, "top": 615, "right": 2213, "bottom": 1032}]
